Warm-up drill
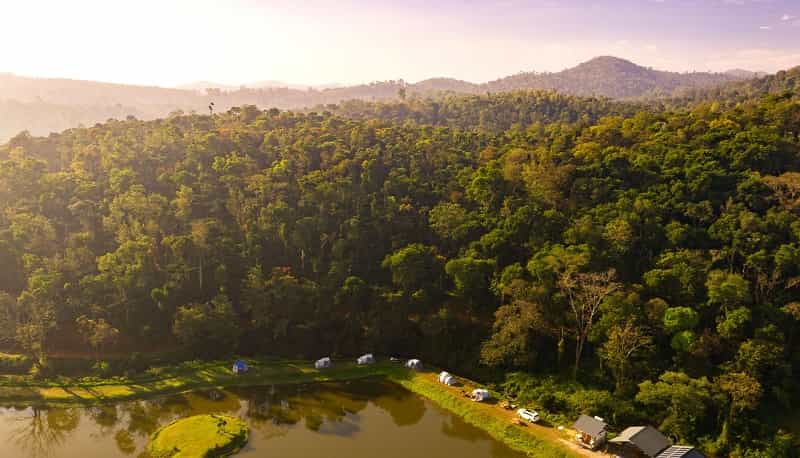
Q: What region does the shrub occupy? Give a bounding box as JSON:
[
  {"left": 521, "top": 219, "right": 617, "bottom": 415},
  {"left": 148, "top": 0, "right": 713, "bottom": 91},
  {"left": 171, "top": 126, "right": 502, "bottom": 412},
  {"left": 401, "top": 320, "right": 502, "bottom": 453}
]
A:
[
  {"left": 92, "top": 361, "right": 112, "bottom": 377},
  {"left": 0, "top": 353, "right": 33, "bottom": 374}
]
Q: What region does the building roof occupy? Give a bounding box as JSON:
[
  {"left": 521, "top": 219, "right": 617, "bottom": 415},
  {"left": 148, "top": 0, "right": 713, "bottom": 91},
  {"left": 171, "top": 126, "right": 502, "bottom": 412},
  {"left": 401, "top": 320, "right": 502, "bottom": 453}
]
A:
[
  {"left": 609, "top": 426, "right": 671, "bottom": 457},
  {"left": 656, "top": 446, "right": 705, "bottom": 458},
  {"left": 573, "top": 415, "right": 608, "bottom": 437}
]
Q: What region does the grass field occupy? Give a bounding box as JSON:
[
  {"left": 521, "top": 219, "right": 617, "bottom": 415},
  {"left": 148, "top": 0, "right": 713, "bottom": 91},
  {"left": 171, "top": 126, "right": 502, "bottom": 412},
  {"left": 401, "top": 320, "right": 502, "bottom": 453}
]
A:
[
  {"left": 147, "top": 414, "right": 249, "bottom": 458},
  {"left": 0, "top": 358, "right": 396, "bottom": 406}
]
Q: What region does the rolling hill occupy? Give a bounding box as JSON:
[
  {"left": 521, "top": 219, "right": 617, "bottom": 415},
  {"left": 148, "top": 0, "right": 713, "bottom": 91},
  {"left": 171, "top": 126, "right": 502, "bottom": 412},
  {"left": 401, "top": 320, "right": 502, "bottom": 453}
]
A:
[
  {"left": 483, "top": 56, "right": 745, "bottom": 98},
  {"left": 0, "top": 57, "right": 763, "bottom": 142}
]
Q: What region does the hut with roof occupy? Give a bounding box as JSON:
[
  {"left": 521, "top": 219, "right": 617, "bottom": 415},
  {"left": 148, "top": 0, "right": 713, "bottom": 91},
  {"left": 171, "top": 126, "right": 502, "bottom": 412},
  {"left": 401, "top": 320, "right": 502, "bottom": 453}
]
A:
[
  {"left": 573, "top": 414, "right": 608, "bottom": 449},
  {"left": 609, "top": 426, "right": 671, "bottom": 457}
]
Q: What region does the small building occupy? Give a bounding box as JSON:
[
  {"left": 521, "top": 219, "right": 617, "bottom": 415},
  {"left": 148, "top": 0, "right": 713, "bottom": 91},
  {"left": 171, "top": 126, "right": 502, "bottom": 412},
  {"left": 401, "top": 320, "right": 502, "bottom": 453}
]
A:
[
  {"left": 315, "top": 357, "right": 332, "bottom": 369},
  {"left": 470, "top": 388, "right": 491, "bottom": 402},
  {"left": 438, "top": 371, "right": 456, "bottom": 386},
  {"left": 655, "top": 446, "right": 705, "bottom": 458},
  {"left": 406, "top": 359, "right": 422, "bottom": 370},
  {"left": 232, "top": 360, "right": 248, "bottom": 374},
  {"left": 573, "top": 414, "right": 608, "bottom": 449},
  {"left": 357, "top": 353, "right": 375, "bottom": 365},
  {"left": 609, "top": 426, "right": 671, "bottom": 457}
]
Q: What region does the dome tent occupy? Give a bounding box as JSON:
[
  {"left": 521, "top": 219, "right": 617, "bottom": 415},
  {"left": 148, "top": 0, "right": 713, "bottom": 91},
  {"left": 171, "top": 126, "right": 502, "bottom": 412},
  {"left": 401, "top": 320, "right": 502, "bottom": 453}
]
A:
[
  {"left": 315, "top": 357, "right": 332, "bottom": 369},
  {"left": 357, "top": 354, "right": 375, "bottom": 365},
  {"left": 438, "top": 371, "right": 456, "bottom": 386},
  {"left": 232, "top": 360, "right": 248, "bottom": 374}
]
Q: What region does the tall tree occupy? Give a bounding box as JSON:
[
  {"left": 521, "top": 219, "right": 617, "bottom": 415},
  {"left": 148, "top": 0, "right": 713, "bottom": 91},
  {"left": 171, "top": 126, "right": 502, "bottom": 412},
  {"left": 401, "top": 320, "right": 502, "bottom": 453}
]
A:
[
  {"left": 558, "top": 269, "right": 621, "bottom": 375},
  {"left": 599, "top": 319, "right": 653, "bottom": 392}
]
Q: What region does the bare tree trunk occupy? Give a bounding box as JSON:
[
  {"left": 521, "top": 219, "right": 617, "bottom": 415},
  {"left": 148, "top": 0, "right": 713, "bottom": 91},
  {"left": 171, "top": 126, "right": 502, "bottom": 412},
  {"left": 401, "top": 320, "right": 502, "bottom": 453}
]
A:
[{"left": 574, "top": 335, "right": 584, "bottom": 377}]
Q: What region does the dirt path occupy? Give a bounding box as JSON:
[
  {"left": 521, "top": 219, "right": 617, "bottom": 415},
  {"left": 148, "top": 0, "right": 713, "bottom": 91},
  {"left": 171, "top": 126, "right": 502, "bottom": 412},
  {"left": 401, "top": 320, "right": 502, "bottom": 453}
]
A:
[{"left": 417, "top": 371, "right": 609, "bottom": 458}]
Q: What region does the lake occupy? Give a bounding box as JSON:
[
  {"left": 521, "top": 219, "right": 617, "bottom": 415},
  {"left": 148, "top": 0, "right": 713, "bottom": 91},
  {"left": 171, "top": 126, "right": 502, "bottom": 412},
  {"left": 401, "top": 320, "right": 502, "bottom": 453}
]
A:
[{"left": 0, "top": 378, "right": 527, "bottom": 457}]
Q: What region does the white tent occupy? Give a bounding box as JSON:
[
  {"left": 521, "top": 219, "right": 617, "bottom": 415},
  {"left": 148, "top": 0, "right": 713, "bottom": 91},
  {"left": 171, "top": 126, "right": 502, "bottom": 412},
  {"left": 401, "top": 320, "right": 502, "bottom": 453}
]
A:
[
  {"left": 471, "top": 388, "right": 491, "bottom": 402},
  {"left": 438, "top": 371, "right": 456, "bottom": 386},
  {"left": 406, "top": 359, "right": 422, "bottom": 370},
  {"left": 315, "top": 357, "right": 332, "bottom": 369},
  {"left": 357, "top": 354, "right": 375, "bottom": 365}
]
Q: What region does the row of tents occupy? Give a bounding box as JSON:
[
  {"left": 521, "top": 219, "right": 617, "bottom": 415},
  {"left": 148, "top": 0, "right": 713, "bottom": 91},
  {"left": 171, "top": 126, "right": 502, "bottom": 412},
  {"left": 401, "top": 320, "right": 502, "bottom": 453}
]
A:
[
  {"left": 313, "top": 355, "right": 423, "bottom": 370},
  {"left": 232, "top": 357, "right": 488, "bottom": 401},
  {"left": 233, "top": 355, "right": 422, "bottom": 373},
  {"left": 438, "top": 371, "right": 491, "bottom": 401},
  {"left": 230, "top": 355, "right": 375, "bottom": 373}
]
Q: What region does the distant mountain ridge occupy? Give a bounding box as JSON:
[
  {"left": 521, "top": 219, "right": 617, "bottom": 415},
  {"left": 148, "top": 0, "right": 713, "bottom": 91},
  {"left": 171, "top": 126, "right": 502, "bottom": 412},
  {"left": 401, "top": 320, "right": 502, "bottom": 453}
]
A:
[
  {"left": 724, "top": 69, "right": 768, "bottom": 79},
  {"left": 0, "top": 56, "right": 770, "bottom": 141},
  {"left": 482, "top": 56, "right": 745, "bottom": 99},
  {"left": 177, "top": 80, "right": 344, "bottom": 93}
]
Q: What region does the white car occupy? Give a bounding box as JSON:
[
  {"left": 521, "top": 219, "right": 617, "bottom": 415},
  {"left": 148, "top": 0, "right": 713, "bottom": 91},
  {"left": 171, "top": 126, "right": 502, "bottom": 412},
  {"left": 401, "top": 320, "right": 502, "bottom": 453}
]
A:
[{"left": 517, "top": 408, "right": 540, "bottom": 423}]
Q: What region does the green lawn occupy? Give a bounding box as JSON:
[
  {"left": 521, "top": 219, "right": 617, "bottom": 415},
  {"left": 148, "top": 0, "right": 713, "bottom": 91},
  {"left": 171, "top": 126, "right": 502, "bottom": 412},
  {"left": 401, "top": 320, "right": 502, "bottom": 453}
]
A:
[
  {"left": 0, "top": 358, "right": 397, "bottom": 406},
  {"left": 148, "top": 414, "right": 249, "bottom": 458}
]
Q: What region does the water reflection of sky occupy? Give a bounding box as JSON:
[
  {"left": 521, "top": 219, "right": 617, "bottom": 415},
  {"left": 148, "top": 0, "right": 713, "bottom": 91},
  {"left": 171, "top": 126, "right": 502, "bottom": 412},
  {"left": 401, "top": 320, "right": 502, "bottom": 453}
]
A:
[{"left": 0, "top": 380, "right": 526, "bottom": 458}]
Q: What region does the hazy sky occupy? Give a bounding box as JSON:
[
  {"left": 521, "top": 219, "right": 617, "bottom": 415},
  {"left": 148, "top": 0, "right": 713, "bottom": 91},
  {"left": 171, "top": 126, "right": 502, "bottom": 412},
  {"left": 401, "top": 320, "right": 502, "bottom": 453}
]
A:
[{"left": 2, "top": 0, "right": 799, "bottom": 87}]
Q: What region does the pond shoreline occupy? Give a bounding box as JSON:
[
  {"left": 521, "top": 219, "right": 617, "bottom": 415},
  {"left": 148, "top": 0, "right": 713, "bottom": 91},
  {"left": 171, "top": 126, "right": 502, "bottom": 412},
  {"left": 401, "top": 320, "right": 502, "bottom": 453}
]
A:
[
  {"left": 0, "top": 359, "right": 396, "bottom": 407},
  {"left": 0, "top": 359, "right": 582, "bottom": 457}
]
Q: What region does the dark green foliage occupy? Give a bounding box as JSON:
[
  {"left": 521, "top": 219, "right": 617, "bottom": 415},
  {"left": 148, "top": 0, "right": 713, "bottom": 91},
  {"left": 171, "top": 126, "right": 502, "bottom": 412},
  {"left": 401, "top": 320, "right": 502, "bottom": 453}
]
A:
[
  {"left": 173, "top": 294, "right": 241, "bottom": 358},
  {"left": 0, "top": 353, "right": 33, "bottom": 374},
  {"left": 1, "top": 89, "right": 800, "bottom": 455}
]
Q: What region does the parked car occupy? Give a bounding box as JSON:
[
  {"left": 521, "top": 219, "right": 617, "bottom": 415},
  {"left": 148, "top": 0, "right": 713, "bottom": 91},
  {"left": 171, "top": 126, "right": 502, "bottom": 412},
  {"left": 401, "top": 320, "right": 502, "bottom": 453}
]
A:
[{"left": 517, "top": 408, "right": 540, "bottom": 423}]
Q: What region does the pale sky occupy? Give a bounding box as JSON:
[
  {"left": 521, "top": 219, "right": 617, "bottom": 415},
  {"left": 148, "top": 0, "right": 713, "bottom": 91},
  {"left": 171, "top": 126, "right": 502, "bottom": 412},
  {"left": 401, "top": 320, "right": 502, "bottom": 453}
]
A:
[{"left": 1, "top": 0, "right": 799, "bottom": 87}]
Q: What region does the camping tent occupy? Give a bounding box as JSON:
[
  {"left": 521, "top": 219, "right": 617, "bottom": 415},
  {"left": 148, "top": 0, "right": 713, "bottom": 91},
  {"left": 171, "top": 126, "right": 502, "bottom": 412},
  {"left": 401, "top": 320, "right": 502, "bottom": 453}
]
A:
[
  {"left": 471, "top": 388, "right": 490, "bottom": 402},
  {"left": 315, "top": 357, "right": 332, "bottom": 369},
  {"left": 438, "top": 371, "right": 456, "bottom": 386},
  {"left": 357, "top": 354, "right": 375, "bottom": 365},
  {"left": 232, "top": 360, "right": 248, "bottom": 374},
  {"left": 406, "top": 359, "right": 422, "bottom": 370}
]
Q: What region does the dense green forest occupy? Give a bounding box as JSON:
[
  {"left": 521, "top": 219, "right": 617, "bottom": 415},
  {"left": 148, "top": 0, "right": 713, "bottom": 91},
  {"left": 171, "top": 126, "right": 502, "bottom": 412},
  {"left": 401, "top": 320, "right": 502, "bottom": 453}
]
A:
[
  {"left": 662, "top": 66, "right": 800, "bottom": 109},
  {"left": 1, "top": 87, "right": 800, "bottom": 456}
]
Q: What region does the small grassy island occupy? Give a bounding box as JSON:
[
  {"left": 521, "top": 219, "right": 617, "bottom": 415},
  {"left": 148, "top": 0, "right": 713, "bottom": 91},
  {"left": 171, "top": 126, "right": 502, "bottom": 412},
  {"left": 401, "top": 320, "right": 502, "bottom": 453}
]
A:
[{"left": 148, "top": 414, "right": 249, "bottom": 458}]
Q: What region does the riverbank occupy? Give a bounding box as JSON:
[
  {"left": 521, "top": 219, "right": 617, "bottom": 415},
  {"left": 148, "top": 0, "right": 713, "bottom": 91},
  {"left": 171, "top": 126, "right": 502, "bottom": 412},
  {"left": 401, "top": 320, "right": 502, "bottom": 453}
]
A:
[
  {"left": 0, "top": 358, "right": 590, "bottom": 457},
  {"left": 391, "top": 371, "right": 599, "bottom": 458},
  {"left": 0, "top": 358, "right": 395, "bottom": 406}
]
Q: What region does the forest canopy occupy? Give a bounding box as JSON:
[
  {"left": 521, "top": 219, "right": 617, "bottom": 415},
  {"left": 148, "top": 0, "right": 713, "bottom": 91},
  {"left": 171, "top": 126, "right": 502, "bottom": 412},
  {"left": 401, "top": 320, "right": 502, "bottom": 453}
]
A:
[{"left": 1, "top": 88, "right": 800, "bottom": 456}]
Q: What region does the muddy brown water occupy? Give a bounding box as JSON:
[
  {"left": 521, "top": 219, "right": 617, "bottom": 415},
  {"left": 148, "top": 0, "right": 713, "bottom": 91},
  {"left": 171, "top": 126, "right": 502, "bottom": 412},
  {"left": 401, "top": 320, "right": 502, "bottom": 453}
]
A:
[{"left": 0, "top": 378, "right": 527, "bottom": 457}]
